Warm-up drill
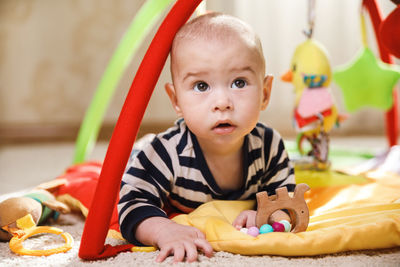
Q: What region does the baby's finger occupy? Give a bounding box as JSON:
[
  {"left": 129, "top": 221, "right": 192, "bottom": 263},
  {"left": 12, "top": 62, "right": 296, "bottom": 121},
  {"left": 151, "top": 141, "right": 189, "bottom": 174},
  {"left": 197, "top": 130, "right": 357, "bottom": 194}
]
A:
[
  {"left": 173, "top": 244, "right": 185, "bottom": 263},
  {"left": 156, "top": 246, "right": 172, "bottom": 263},
  {"left": 194, "top": 228, "right": 206, "bottom": 239},
  {"left": 183, "top": 242, "right": 198, "bottom": 262},
  {"left": 232, "top": 213, "right": 246, "bottom": 229},
  {"left": 245, "top": 217, "right": 256, "bottom": 228},
  {"left": 194, "top": 238, "right": 214, "bottom": 258}
]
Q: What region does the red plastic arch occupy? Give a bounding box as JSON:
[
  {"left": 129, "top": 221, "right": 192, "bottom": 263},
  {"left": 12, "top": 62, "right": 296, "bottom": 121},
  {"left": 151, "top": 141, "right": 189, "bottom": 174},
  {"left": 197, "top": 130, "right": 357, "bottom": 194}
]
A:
[
  {"left": 363, "top": 0, "right": 398, "bottom": 147},
  {"left": 79, "top": 0, "right": 202, "bottom": 260},
  {"left": 380, "top": 5, "right": 400, "bottom": 59}
]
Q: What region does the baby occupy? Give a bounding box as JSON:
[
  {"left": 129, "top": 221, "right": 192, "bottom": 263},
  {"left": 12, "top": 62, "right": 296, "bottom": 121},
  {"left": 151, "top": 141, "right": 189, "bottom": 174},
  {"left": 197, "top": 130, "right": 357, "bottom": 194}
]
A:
[{"left": 118, "top": 12, "right": 295, "bottom": 263}]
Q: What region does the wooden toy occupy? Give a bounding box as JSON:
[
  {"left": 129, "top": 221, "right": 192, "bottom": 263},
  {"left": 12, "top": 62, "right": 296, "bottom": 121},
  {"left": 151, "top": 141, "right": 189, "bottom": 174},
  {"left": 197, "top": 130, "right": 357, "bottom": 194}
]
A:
[{"left": 255, "top": 183, "right": 310, "bottom": 233}]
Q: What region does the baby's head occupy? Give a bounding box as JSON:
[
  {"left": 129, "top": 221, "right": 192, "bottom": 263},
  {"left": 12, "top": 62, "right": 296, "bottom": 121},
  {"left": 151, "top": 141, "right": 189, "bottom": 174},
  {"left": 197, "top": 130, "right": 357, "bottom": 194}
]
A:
[
  {"left": 165, "top": 13, "right": 272, "bottom": 148},
  {"left": 170, "top": 12, "right": 265, "bottom": 82}
]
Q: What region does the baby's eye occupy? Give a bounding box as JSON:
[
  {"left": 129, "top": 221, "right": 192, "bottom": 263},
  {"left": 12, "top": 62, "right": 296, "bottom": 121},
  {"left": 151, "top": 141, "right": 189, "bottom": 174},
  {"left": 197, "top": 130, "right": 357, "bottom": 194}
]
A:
[
  {"left": 231, "top": 79, "right": 247, "bottom": 89},
  {"left": 193, "top": 82, "right": 209, "bottom": 92}
]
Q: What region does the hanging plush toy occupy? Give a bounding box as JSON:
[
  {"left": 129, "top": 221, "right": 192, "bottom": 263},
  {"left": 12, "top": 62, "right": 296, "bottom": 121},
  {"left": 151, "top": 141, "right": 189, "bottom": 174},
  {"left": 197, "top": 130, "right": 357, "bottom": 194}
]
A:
[
  {"left": 281, "top": 0, "right": 344, "bottom": 170},
  {"left": 333, "top": 7, "right": 400, "bottom": 113}
]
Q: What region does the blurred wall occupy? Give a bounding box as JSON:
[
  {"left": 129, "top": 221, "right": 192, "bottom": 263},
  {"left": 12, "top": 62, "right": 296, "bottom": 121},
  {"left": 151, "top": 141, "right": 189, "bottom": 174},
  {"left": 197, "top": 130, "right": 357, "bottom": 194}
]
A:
[{"left": 0, "top": 0, "right": 399, "bottom": 142}]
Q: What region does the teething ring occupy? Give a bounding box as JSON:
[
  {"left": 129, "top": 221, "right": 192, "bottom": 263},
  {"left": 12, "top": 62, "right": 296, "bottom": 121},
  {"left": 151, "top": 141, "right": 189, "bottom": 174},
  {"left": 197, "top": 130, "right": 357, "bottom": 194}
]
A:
[
  {"left": 9, "top": 226, "right": 74, "bottom": 256},
  {"left": 256, "top": 183, "right": 310, "bottom": 233}
]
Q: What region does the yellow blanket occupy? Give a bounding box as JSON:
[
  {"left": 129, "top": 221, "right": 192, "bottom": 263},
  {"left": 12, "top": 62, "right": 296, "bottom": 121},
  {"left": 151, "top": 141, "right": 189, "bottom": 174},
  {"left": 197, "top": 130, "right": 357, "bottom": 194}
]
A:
[{"left": 172, "top": 172, "right": 400, "bottom": 255}]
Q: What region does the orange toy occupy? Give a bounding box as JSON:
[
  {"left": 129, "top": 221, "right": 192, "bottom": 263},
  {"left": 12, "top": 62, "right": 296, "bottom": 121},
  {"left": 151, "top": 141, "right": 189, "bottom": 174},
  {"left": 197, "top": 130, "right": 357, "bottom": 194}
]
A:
[{"left": 8, "top": 214, "right": 73, "bottom": 256}]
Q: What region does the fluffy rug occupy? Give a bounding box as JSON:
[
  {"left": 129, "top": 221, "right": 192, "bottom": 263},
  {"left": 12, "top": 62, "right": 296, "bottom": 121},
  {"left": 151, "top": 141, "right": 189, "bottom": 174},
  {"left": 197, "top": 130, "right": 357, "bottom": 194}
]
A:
[{"left": 0, "top": 212, "right": 399, "bottom": 266}]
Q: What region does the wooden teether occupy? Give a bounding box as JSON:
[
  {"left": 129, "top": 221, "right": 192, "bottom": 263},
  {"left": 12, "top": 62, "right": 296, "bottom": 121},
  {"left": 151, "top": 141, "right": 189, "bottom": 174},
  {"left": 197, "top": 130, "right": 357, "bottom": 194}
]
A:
[{"left": 255, "top": 183, "right": 310, "bottom": 233}]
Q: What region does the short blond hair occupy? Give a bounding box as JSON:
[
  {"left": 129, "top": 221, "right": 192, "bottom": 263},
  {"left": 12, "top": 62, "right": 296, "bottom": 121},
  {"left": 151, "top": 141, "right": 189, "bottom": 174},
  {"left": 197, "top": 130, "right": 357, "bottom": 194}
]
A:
[{"left": 170, "top": 13, "right": 265, "bottom": 80}]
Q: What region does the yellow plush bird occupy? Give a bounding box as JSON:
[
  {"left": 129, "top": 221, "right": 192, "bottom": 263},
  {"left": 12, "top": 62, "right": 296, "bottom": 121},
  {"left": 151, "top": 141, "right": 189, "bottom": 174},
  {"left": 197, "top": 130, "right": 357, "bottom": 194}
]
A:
[
  {"left": 282, "top": 39, "right": 330, "bottom": 100},
  {"left": 281, "top": 39, "right": 343, "bottom": 168}
]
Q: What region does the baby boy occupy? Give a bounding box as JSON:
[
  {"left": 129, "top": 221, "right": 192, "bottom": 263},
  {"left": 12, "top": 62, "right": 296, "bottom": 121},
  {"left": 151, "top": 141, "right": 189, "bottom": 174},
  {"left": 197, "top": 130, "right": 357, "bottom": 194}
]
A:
[{"left": 118, "top": 12, "right": 295, "bottom": 263}]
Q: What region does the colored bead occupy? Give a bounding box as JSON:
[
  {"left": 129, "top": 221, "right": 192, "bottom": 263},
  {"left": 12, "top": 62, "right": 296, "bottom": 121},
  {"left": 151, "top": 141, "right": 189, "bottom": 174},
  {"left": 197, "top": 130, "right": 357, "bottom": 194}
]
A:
[
  {"left": 272, "top": 222, "right": 285, "bottom": 232},
  {"left": 240, "top": 227, "right": 248, "bottom": 234},
  {"left": 279, "top": 220, "right": 292, "bottom": 232},
  {"left": 259, "top": 224, "right": 274, "bottom": 234},
  {"left": 247, "top": 226, "right": 259, "bottom": 237}
]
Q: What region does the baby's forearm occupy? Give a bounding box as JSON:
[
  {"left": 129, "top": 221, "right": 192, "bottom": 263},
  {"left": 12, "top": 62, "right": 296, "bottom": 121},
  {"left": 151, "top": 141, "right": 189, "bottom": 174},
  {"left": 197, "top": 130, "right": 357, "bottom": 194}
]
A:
[{"left": 135, "top": 216, "right": 172, "bottom": 246}]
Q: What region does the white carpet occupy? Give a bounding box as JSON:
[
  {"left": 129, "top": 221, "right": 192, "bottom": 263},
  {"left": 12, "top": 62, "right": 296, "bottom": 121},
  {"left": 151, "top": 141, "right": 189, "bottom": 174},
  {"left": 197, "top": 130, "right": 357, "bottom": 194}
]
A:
[{"left": 0, "top": 212, "right": 399, "bottom": 267}]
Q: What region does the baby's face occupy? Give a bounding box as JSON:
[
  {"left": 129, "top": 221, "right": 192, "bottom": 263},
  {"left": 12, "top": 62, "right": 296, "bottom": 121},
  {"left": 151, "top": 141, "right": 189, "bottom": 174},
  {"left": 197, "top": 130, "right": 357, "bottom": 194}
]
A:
[{"left": 168, "top": 36, "right": 270, "bottom": 150}]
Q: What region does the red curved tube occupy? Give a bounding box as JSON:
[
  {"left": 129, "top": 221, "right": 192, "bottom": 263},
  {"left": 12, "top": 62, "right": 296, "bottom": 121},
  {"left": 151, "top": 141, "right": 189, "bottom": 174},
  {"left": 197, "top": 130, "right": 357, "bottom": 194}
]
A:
[
  {"left": 78, "top": 0, "right": 202, "bottom": 260},
  {"left": 363, "top": 0, "right": 398, "bottom": 147}
]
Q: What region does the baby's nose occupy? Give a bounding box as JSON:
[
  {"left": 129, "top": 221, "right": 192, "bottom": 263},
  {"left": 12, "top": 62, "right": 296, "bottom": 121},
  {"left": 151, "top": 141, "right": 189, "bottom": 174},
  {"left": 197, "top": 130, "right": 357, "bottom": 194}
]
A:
[{"left": 213, "top": 89, "right": 233, "bottom": 111}]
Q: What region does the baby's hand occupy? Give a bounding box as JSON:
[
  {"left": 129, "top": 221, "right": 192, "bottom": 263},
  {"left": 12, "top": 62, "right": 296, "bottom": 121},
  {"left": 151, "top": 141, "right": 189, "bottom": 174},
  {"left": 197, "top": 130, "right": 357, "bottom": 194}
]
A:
[
  {"left": 268, "top": 209, "right": 291, "bottom": 224},
  {"left": 233, "top": 209, "right": 291, "bottom": 230},
  {"left": 154, "top": 220, "right": 213, "bottom": 263},
  {"left": 232, "top": 210, "right": 257, "bottom": 230}
]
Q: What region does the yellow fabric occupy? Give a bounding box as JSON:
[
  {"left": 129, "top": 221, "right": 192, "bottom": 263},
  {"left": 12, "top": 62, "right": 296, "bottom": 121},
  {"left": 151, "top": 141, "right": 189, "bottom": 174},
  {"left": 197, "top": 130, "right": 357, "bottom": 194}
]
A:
[
  {"left": 305, "top": 173, "right": 400, "bottom": 215},
  {"left": 172, "top": 175, "right": 400, "bottom": 256},
  {"left": 57, "top": 169, "right": 400, "bottom": 255},
  {"left": 295, "top": 169, "right": 369, "bottom": 188}
]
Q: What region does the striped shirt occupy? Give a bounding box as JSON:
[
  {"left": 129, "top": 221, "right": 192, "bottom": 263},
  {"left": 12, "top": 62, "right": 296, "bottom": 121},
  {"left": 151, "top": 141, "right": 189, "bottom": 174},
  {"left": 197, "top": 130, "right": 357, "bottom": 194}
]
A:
[{"left": 118, "top": 119, "right": 295, "bottom": 245}]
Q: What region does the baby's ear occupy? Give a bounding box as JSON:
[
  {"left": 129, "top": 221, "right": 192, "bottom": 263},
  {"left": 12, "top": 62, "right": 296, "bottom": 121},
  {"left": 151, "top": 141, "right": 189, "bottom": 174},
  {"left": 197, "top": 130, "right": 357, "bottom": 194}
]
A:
[
  {"left": 261, "top": 75, "right": 273, "bottom": 110},
  {"left": 165, "top": 83, "right": 182, "bottom": 116}
]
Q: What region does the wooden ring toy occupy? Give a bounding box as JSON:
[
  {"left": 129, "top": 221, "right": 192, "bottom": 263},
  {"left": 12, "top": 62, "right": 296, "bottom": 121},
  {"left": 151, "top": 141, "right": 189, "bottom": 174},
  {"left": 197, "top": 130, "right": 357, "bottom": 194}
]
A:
[{"left": 255, "top": 183, "right": 310, "bottom": 233}]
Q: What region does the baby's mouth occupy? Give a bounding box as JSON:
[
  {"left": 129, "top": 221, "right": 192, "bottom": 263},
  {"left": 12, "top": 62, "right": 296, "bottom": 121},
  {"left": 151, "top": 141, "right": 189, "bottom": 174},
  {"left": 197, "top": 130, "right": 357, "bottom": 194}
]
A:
[
  {"left": 215, "top": 123, "right": 232, "bottom": 128},
  {"left": 212, "top": 121, "right": 236, "bottom": 134}
]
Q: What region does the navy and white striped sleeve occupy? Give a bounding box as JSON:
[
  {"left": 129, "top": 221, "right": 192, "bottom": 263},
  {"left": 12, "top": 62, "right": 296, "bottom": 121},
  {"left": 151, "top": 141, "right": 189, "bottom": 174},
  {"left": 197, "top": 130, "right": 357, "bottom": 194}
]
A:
[
  {"left": 260, "top": 127, "right": 296, "bottom": 195},
  {"left": 118, "top": 137, "right": 174, "bottom": 245}
]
